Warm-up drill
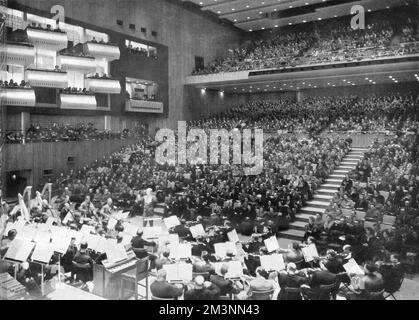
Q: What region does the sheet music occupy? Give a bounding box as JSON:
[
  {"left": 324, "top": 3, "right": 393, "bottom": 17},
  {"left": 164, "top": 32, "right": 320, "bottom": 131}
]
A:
[
  {"left": 264, "top": 236, "right": 279, "bottom": 253},
  {"left": 227, "top": 229, "right": 240, "bottom": 243},
  {"left": 62, "top": 212, "right": 74, "bottom": 225},
  {"left": 4, "top": 220, "right": 26, "bottom": 234},
  {"left": 95, "top": 237, "right": 111, "bottom": 254},
  {"left": 84, "top": 233, "right": 102, "bottom": 251},
  {"left": 189, "top": 224, "right": 205, "bottom": 239},
  {"left": 214, "top": 242, "right": 238, "bottom": 258},
  {"left": 15, "top": 226, "right": 38, "bottom": 242},
  {"left": 343, "top": 258, "right": 365, "bottom": 275},
  {"left": 67, "top": 230, "right": 84, "bottom": 246},
  {"left": 80, "top": 224, "right": 95, "bottom": 235},
  {"left": 33, "top": 230, "right": 52, "bottom": 244},
  {"left": 214, "top": 261, "right": 243, "bottom": 278},
  {"left": 51, "top": 236, "right": 72, "bottom": 254},
  {"left": 31, "top": 243, "right": 55, "bottom": 264},
  {"left": 260, "top": 254, "right": 285, "bottom": 272},
  {"left": 45, "top": 217, "right": 57, "bottom": 226},
  {"left": 143, "top": 226, "right": 162, "bottom": 239},
  {"left": 163, "top": 216, "right": 181, "bottom": 229},
  {"left": 122, "top": 222, "right": 138, "bottom": 237},
  {"left": 168, "top": 243, "right": 191, "bottom": 260},
  {"left": 107, "top": 217, "right": 118, "bottom": 230},
  {"left": 105, "top": 243, "right": 128, "bottom": 265},
  {"left": 5, "top": 239, "right": 35, "bottom": 262},
  {"left": 301, "top": 244, "right": 319, "bottom": 262},
  {"left": 163, "top": 263, "right": 193, "bottom": 282}
]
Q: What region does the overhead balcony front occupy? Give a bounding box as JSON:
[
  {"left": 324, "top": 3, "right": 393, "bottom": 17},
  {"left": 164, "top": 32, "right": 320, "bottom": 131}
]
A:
[
  {"left": 0, "top": 87, "right": 36, "bottom": 107},
  {"left": 57, "top": 54, "right": 97, "bottom": 73},
  {"left": 60, "top": 92, "right": 97, "bottom": 110},
  {"left": 26, "top": 69, "right": 68, "bottom": 88},
  {"left": 0, "top": 42, "right": 35, "bottom": 66},
  {"left": 84, "top": 41, "right": 120, "bottom": 61},
  {"left": 85, "top": 77, "right": 121, "bottom": 94},
  {"left": 126, "top": 99, "right": 163, "bottom": 114},
  {"left": 26, "top": 27, "right": 68, "bottom": 51}
]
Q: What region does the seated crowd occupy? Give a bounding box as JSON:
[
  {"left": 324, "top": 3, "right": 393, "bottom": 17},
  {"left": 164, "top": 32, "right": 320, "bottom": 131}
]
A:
[
  {"left": 193, "top": 9, "right": 418, "bottom": 75},
  {"left": 0, "top": 91, "right": 417, "bottom": 300},
  {"left": 5, "top": 122, "right": 136, "bottom": 144}
]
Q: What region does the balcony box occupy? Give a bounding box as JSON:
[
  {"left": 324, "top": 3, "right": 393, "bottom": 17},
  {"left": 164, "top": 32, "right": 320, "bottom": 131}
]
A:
[
  {"left": 85, "top": 78, "right": 121, "bottom": 94},
  {"left": 84, "top": 42, "right": 120, "bottom": 61},
  {"left": 26, "top": 27, "right": 68, "bottom": 51},
  {"left": 126, "top": 99, "right": 163, "bottom": 113},
  {"left": 0, "top": 87, "right": 36, "bottom": 106},
  {"left": 60, "top": 92, "right": 97, "bottom": 110},
  {"left": 26, "top": 69, "right": 68, "bottom": 88},
  {"left": 57, "top": 54, "right": 97, "bottom": 73},
  {"left": 0, "top": 42, "right": 35, "bottom": 66}
]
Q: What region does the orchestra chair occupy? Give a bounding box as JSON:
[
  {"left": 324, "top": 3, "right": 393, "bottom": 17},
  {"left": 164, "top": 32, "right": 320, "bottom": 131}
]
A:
[
  {"left": 119, "top": 257, "right": 149, "bottom": 300},
  {"left": 249, "top": 288, "right": 275, "bottom": 300},
  {"left": 71, "top": 261, "right": 92, "bottom": 283},
  {"left": 192, "top": 272, "right": 210, "bottom": 281},
  {"left": 151, "top": 295, "right": 175, "bottom": 301},
  {"left": 280, "top": 286, "right": 303, "bottom": 300},
  {"left": 132, "top": 247, "right": 148, "bottom": 259},
  {"left": 366, "top": 289, "right": 385, "bottom": 300},
  {"left": 318, "top": 283, "right": 339, "bottom": 300},
  {"left": 384, "top": 273, "right": 404, "bottom": 300}
]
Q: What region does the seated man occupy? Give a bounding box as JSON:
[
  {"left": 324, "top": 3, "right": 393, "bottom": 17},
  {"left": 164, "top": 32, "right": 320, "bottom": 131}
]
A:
[
  {"left": 247, "top": 267, "right": 274, "bottom": 300},
  {"left": 150, "top": 269, "right": 184, "bottom": 299},
  {"left": 72, "top": 241, "right": 93, "bottom": 283},
  {"left": 184, "top": 275, "right": 220, "bottom": 300},
  {"left": 342, "top": 263, "right": 384, "bottom": 300},
  {"left": 209, "top": 264, "right": 242, "bottom": 297},
  {"left": 303, "top": 264, "right": 337, "bottom": 300},
  {"left": 154, "top": 249, "right": 173, "bottom": 270},
  {"left": 277, "top": 263, "right": 308, "bottom": 300}
]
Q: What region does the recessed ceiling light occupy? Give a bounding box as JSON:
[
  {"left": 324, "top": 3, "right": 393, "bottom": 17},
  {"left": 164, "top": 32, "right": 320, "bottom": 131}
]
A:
[
  {"left": 288, "top": 23, "right": 292, "bottom": 25},
  {"left": 275, "top": 25, "right": 278, "bottom": 27},
  {"left": 249, "top": 29, "right": 253, "bottom": 31},
  {"left": 318, "top": 18, "right": 322, "bottom": 20},
  {"left": 365, "top": 78, "right": 368, "bottom": 80},
  {"left": 232, "top": 8, "right": 235, "bottom": 11},
  {"left": 247, "top": 17, "right": 250, "bottom": 19},
  {"left": 302, "top": 20, "right": 307, "bottom": 23},
  {"left": 261, "top": 27, "right": 265, "bottom": 30},
  {"left": 217, "top": 11, "right": 221, "bottom": 14},
  {"left": 368, "top": 9, "right": 371, "bottom": 12},
  {"left": 389, "top": 76, "right": 393, "bottom": 78},
  {"left": 274, "top": 9, "right": 277, "bottom": 11},
  {"left": 246, "top": 5, "right": 250, "bottom": 8},
  {"left": 233, "top": 19, "right": 237, "bottom": 22},
  {"left": 289, "top": 6, "right": 293, "bottom": 8},
  {"left": 259, "top": 11, "right": 263, "bottom": 14}
]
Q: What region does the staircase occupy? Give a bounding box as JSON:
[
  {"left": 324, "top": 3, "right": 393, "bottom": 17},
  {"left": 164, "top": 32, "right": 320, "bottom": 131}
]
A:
[{"left": 278, "top": 148, "right": 368, "bottom": 241}]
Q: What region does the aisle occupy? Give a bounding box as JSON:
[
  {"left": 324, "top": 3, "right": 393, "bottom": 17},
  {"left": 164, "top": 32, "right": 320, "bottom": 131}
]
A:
[{"left": 278, "top": 148, "right": 368, "bottom": 241}]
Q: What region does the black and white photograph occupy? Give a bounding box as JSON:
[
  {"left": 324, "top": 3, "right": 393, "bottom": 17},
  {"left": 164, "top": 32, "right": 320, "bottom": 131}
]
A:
[{"left": 0, "top": 0, "right": 418, "bottom": 306}]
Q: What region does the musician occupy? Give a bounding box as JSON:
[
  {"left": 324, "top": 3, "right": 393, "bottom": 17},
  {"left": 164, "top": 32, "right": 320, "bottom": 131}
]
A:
[
  {"left": 279, "top": 242, "right": 304, "bottom": 265},
  {"left": 320, "top": 249, "right": 345, "bottom": 274},
  {"left": 242, "top": 234, "right": 264, "bottom": 254},
  {"left": 342, "top": 263, "right": 385, "bottom": 300},
  {"left": 154, "top": 249, "right": 173, "bottom": 270},
  {"left": 131, "top": 229, "right": 157, "bottom": 269},
  {"left": 247, "top": 267, "right": 274, "bottom": 300},
  {"left": 191, "top": 236, "right": 211, "bottom": 257},
  {"left": 0, "top": 229, "right": 17, "bottom": 257},
  {"left": 150, "top": 269, "right": 184, "bottom": 299},
  {"left": 303, "top": 265, "right": 337, "bottom": 300},
  {"left": 192, "top": 252, "right": 215, "bottom": 273},
  {"left": 342, "top": 244, "right": 353, "bottom": 263},
  {"left": 209, "top": 264, "right": 242, "bottom": 296},
  {"left": 72, "top": 241, "right": 93, "bottom": 283},
  {"left": 184, "top": 275, "right": 220, "bottom": 300},
  {"left": 100, "top": 198, "right": 115, "bottom": 218},
  {"left": 171, "top": 219, "right": 192, "bottom": 240},
  {"left": 277, "top": 263, "right": 308, "bottom": 300},
  {"left": 79, "top": 195, "right": 99, "bottom": 221}
]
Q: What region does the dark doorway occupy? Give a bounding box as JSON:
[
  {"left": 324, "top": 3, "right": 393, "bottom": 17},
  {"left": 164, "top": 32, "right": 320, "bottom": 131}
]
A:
[{"left": 6, "top": 170, "right": 30, "bottom": 199}]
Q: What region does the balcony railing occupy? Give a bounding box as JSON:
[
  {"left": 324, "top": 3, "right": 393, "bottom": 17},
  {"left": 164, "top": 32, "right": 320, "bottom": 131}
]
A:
[
  {"left": 84, "top": 41, "right": 120, "bottom": 61},
  {"left": 0, "top": 42, "right": 35, "bottom": 66},
  {"left": 85, "top": 77, "right": 121, "bottom": 94},
  {"left": 26, "top": 69, "right": 68, "bottom": 88},
  {"left": 26, "top": 26, "right": 68, "bottom": 51},
  {"left": 57, "top": 53, "right": 97, "bottom": 73},
  {"left": 60, "top": 92, "right": 97, "bottom": 110},
  {"left": 126, "top": 99, "right": 163, "bottom": 113},
  {"left": 0, "top": 87, "right": 36, "bottom": 106}
]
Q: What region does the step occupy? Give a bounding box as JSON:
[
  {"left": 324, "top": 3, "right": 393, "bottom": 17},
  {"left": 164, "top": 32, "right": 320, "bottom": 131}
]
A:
[
  {"left": 337, "top": 166, "right": 356, "bottom": 170},
  {"left": 321, "top": 184, "right": 341, "bottom": 189},
  {"left": 295, "top": 213, "right": 316, "bottom": 222},
  {"left": 329, "top": 174, "right": 346, "bottom": 178},
  {"left": 306, "top": 200, "right": 331, "bottom": 207},
  {"left": 288, "top": 220, "right": 307, "bottom": 231},
  {"left": 345, "top": 157, "right": 362, "bottom": 160},
  {"left": 278, "top": 229, "right": 305, "bottom": 241},
  {"left": 300, "top": 206, "right": 326, "bottom": 214},
  {"left": 334, "top": 169, "right": 351, "bottom": 173},
  {"left": 313, "top": 194, "right": 334, "bottom": 200},
  {"left": 340, "top": 161, "right": 359, "bottom": 165},
  {"left": 351, "top": 148, "right": 368, "bottom": 151},
  {"left": 325, "top": 178, "right": 343, "bottom": 183},
  {"left": 323, "top": 180, "right": 342, "bottom": 185},
  {"left": 317, "top": 188, "right": 338, "bottom": 195}
]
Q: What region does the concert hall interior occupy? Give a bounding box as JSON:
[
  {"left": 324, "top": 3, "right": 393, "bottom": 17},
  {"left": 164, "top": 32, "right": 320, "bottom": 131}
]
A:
[{"left": 0, "top": 0, "right": 418, "bottom": 301}]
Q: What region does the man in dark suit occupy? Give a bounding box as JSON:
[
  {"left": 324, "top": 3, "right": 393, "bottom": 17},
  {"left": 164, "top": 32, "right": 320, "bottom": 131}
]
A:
[
  {"left": 150, "top": 269, "right": 184, "bottom": 299},
  {"left": 184, "top": 275, "right": 220, "bottom": 300},
  {"left": 171, "top": 219, "right": 192, "bottom": 240},
  {"left": 72, "top": 241, "right": 93, "bottom": 283},
  {"left": 209, "top": 264, "right": 241, "bottom": 296},
  {"left": 277, "top": 263, "right": 308, "bottom": 300}
]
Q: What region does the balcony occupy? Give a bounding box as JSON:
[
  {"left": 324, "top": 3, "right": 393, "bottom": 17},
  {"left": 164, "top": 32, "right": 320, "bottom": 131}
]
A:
[
  {"left": 26, "top": 26, "right": 68, "bottom": 51},
  {"left": 0, "top": 87, "right": 36, "bottom": 107},
  {"left": 0, "top": 42, "right": 35, "bottom": 66},
  {"left": 57, "top": 53, "right": 97, "bottom": 73},
  {"left": 85, "top": 77, "right": 121, "bottom": 94},
  {"left": 60, "top": 92, "right": 97, "bottom": 110},
  {"left": 84, "top": 41, "right": 120, "bottom": 61},
  {"left": 126, "top": 99, "right": 163, "bottom": 114},
  {"left": 26, "top": 69, "right": 68, "bottom": 88}
]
